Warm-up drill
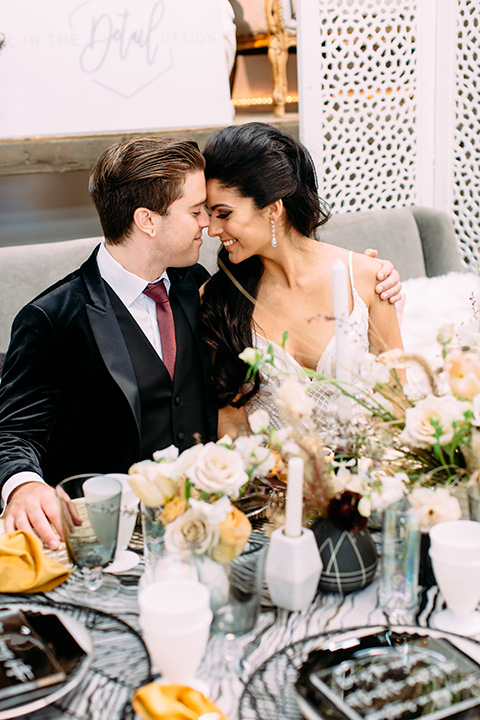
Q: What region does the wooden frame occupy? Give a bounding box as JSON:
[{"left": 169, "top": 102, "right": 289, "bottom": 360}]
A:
[
  {"left": 233, "top": 0, "right": 296, "bottom": 117},
  {"left": 266, "top": 0, "right": 297, "bottom": 117},
  {"left": 0, "top": 119, "right": 299, "bottom": 177}
]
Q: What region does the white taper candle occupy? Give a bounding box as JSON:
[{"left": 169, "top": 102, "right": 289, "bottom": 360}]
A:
[
  {"left": 332, "top": 258, "right": 352, "bottom": 420},
  {"left": 285, "top": 456, "right": 304, "bottom": 538}
]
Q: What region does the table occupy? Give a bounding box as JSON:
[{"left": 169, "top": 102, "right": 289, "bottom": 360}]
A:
[{"left": 0, "top": 530, "right": 475, "bottom": 720}]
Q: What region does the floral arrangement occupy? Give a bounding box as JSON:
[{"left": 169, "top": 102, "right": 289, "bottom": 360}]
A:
[
  {"left": 237, "top": 326, "right": 480, "bottom": 533},
  {"left": 128, "top": 439, "right": 275, "bottom": 563},
  {"left": 126, "top": 325, "right": 480, "bottom": 547}
]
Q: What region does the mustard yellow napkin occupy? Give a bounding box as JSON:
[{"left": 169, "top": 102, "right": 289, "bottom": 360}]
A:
[
  {"left": 0, "top": 530, "right": 70, "bottom": 593},
  {"left": 132, "top": 682, "right": 228, "bottom": 720}
]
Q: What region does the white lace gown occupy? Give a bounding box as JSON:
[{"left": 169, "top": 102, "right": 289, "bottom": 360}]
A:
[{"left": 245, "top": 252, "right": 369, "bottom": 435}]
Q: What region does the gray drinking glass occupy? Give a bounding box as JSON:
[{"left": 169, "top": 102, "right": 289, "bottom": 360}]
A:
[{"left": 56, "top": 474, "right": 122, "bottom": 599}]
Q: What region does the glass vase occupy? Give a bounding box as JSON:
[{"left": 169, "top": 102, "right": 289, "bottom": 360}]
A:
[{"left": 139, "top": 503, "right": 197, "bottom": 589}]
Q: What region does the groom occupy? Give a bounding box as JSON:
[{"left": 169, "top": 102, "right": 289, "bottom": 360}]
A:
[
  {"left": 0, "top": 135, "right": 402, "bottom": 549},
  {"left": 0, "top": 136, "right": 218, "bottom": 549}
]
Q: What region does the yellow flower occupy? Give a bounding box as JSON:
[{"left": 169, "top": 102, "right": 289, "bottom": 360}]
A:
[
  {"left": 160, "top": 496, "right": 188, "bottom": 525},
  {"left": 128, "top": 460, "right": 175, "bottom": 507},
  {"left": 211, "top": 506, "right": 252, "bottom": 563},
  {"left": 446, "top": 350, "right": 480, "bottom": 400}
]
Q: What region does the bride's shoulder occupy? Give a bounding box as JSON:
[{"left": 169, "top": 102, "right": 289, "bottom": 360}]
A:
[
  {"left": 319, "top": 243, "right": 379, "bottom": 276},
  {"left": 351, "top": 250, "right": 381, "bottom": 276},
  {"left": 350, "top": 252, "right": 382, "bottom": 306}
]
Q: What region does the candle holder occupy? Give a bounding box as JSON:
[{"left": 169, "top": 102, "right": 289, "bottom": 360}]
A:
[{"left": 265, "top": 525, "right": 323, "bottom": 611}]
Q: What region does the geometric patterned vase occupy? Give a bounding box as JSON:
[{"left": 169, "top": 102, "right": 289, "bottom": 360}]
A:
[{"left": 311, "top": 518, "right": 378, "bottom": 594}]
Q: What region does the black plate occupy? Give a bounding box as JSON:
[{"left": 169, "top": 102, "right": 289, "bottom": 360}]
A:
[
  {"left": 238, "top": 625, "right": 480, "bottom": 720},
  {"left": 296, "top": 626, "right": 480, "bottom": 720}
]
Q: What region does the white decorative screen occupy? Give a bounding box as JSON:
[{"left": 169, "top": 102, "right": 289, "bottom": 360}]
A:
[
  {"left": 313, "top": 0, "right": 419, "bottom": 212},
  {"left": 298, "top": 0, "right": 480, "bottom": 269},
  {"left": 453, "top": 0, "right": 480, "bottom": 269}
]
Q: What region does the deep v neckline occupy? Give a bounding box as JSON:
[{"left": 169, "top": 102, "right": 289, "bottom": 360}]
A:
[
  {"left": 253, "top": 333, "right": 333, "bottom": 375},
  {"left": 253, "top": 285, "right": 367, "bottom": 375}
]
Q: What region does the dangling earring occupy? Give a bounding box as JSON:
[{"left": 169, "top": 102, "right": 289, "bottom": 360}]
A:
[{"left": 271, "top": 219, "right": 277, "bottom": 248}]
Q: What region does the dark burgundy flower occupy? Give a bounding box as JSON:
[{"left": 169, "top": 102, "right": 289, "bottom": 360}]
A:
[{"left": 327, "top": 490, "right": 368, "bottom": 532}]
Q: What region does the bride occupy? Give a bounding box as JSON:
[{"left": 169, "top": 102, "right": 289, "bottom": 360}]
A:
[{"left": 200, "top": 122, "right": 404, "bottom": 437}]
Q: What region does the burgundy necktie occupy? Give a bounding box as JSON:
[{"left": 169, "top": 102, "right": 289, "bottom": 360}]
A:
[{"left": 143, "top": 280, "right": 176, "bottom": 380}]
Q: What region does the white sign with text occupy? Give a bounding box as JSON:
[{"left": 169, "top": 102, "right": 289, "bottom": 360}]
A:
[{"left": 0, "top": 0, "right": 233, "bottom": 137}]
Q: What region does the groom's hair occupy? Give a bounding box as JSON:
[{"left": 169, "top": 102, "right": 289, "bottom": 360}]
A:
[{"left": 89, "top": 136, "right": 205, "bottom": 245}]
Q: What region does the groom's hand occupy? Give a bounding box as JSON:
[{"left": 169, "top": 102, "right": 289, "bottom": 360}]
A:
[
  {"left": 4, "top": 482, "right": 63, "bottom": 550},
  {"left": 364, "top": 248, "right": 402, "bottom": 304}
]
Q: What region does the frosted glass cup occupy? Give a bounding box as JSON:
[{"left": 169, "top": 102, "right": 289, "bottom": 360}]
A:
[
  {"left": 429, "top": 519, "right": 480, "bottom": 563},
  {"left": 138, "top": 578, "right": 211, "bottom": 631},
  {"left": 429, "top": 549, "right": 480, "bottom": 634},
  {"left": 138, "top": 578, "right": 212, "bottom": 685}
]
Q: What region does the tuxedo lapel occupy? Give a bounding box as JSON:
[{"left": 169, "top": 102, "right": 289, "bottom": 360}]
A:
[
  {"left": 81, "top": 251, "right": 141, "bottom": 434},
  {"left": 168, "top": 267, "right": 217, "bottom": 442}
]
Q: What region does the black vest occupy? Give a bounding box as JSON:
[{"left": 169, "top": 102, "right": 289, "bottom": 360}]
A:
[{"left": 106, "top": 284, "right": 211, "bottom": 459}]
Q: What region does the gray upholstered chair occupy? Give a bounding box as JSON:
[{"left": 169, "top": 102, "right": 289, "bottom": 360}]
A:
[{"left": 317, "top": 206, "right": 463, "bottom": 281}]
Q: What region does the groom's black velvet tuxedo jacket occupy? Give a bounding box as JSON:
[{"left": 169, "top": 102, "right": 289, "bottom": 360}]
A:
[{"left": 0, "top": 246, "right": 217, "bottom": 491}]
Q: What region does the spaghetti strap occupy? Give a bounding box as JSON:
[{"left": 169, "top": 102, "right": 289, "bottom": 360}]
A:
[{"left": 347, "top": 250, "right": 356, "bottom": 291}]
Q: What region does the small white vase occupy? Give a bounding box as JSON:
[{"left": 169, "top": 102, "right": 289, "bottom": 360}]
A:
[{"left": 265, "top": 526, "right": 322, "bottom": 611}]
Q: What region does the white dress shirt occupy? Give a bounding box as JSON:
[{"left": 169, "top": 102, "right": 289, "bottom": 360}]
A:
[{"left": 2, "top": 241, "right": 169, "bottom": 504}]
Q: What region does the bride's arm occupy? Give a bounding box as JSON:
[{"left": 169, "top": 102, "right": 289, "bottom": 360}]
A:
[{"left": 354, "top": 255, "right": 406, "bottom": 378}]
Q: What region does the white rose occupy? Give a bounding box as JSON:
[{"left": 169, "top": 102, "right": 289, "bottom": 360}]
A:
[
  {"left": 128, "top": 460, "right": 176, "bottom": 507},
  {"left": 189, "top": 496, "right": 232, "bottom": 525},
  {"left": 399, "top": 394, "right": 469, "bottom": 448},
  {"left": 168, "top": 444, "right": 204, "bottom": 479},
  {"left": 408, "top": 486, "right": 461, "bottom": 532},
  {"left": 152, "top": 445, "right": 179, "bottom": 463},
  {"left": 275, "top": 377, "right": 314, "bottom": 422},
  {"left": 164, "top": 506, "right": 218, "bottom": 555},
  {"left": 217, "top": 434, "right": 234, "bottom": 447},
  {"left": 369, "top": 472, "right": 408, "bottom": 511},
  {"left": 271, "top": 426, "right": 294, "bottom": 444},
  {"left": 282, "top": 440, "right": 303, "bottom": 455},
  {"left": 249, "top": 445, "right": 275, "bottom": 478},
  {"left": 186, "top": 442, "right": 248, "bottom": 499},
  {"left": 239, "top": 347, "right": 264, "bottom": 365},
  {"left": 248, "top": 409, "right": 270, "bottom": 434},
  {"left": 332, "top": 466, "right": 365, "bottom": 495},
  {"left": 233, "top": 436, "right": 275, "bottom": 478},
  {"left": 378, "top": 348, "right": 409, "bottom": 369},
  {"left": 233, "top": 434, "right": 264, "bottom": 458},
  {"left": 359, "top": 352, "right": 390, "bottom": 385},
  {"left": 437, "top": 323, "right": 454, "bottom": 346}
]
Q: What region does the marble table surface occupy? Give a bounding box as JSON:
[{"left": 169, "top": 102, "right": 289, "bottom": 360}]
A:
[{"left": 0, "top": 525, "right": 477, "bottom": 720}]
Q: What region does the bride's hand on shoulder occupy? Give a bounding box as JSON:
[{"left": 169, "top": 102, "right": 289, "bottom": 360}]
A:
[{"left": 363, "top": 248, "right": 402, "bottom": 304}]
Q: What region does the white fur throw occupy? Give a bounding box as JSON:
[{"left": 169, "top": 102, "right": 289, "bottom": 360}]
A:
[{"left": 401, "top": 271, "right": 480, "bottom": 366}]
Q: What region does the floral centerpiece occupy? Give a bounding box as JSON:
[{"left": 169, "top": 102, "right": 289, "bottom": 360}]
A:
[
  {"left": 237, "top": 326, "right": 480, "bottom": 535},
  {"left": 128, "top": 439, "right": 275, "bottom": 565},
  {"left": 128, "top": 439, "right": 277, "bottom": 623}
]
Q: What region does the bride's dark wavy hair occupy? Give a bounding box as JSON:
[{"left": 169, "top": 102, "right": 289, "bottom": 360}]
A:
[{"left": 200, "top": 122, "right": 330, "bottom": 408}]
